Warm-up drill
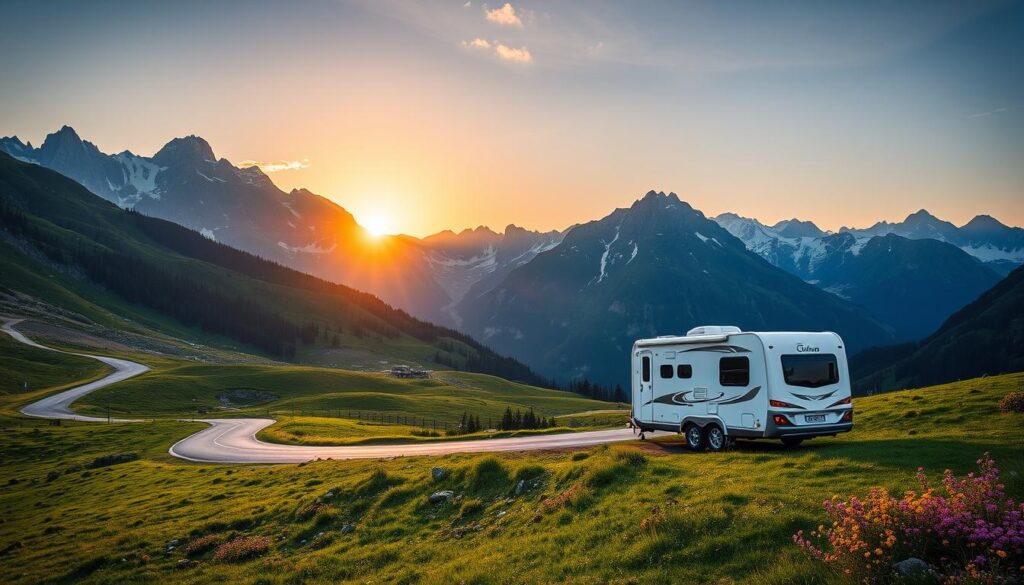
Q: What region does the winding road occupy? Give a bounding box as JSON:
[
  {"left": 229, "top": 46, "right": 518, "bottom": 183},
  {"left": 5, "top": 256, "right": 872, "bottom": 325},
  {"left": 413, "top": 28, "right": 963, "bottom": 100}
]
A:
[{"left": 4, "top": 319, "right": 635, "bottom": 463}]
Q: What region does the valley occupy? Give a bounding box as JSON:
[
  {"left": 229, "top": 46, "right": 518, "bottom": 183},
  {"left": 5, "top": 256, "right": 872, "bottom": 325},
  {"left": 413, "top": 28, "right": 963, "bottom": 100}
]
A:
[{"left": 1, "top": 323, "right": 1020, "bottom": 583}]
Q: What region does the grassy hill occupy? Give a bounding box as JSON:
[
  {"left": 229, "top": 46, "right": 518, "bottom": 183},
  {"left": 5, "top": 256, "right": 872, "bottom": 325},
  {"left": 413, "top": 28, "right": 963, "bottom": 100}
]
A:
[
  {"left": 70, "top": 361, "right": 616, "bottom": 424},
  {"left": 0, "top": 151, "right": 544, "bottom": 384},
  {"left": 0, "top": 331, "right": 109, "bottom": 395},
  {"left": 1, "top": 356, "right": 1020, "bottom": 584},
  {"left": 853, "top": 264, "right": 1024, "bottom": 393}
]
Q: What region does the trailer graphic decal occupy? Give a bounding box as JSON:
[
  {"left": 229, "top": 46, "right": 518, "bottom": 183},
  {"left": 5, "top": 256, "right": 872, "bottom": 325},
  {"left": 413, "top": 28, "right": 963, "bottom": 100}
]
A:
[
  {"left": 646, "top": 385, "right": 761, "bottom": 406},
  {"left": 790, "top": 389, "right": 838, "bottom": 401},
  {"left": 681, "top": 345, "right": 750, "bottom": 353}
]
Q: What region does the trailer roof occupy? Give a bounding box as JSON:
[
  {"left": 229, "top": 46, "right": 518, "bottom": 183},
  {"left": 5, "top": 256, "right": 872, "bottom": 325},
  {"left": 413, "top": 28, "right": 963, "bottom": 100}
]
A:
[{"left": 633, "top": 330, "right": 842, "bottom": 349}]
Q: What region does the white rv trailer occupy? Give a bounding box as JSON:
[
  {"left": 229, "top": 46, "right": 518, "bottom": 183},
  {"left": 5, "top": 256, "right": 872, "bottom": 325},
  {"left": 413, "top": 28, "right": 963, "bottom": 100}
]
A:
[{"left": 630, "top": 326, "right": 852, "bottom": 450}]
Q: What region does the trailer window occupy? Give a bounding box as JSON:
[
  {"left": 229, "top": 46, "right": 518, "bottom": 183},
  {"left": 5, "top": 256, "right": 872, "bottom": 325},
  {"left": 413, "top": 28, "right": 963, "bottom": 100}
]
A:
[
  {"left": 719, "top": 357, "right": 749, "bottom": 386},
  {"left": 677, "top": 364, "right": 692, "bottom": 379},
  {"left": 660, "top": 364, "right": 673, "bottom": 379},
  {"left": 642, "top": 356, "right": 651, "bottom": 382},
  {"left": 781, "top": 354, "right": 839, "bottom": 388}
]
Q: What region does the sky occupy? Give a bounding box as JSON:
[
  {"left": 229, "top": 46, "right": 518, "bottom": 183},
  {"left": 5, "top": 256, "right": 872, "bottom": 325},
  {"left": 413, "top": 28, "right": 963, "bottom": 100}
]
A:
[{"left": 1, "top": 0, "right": 1022, "bottom": 237}]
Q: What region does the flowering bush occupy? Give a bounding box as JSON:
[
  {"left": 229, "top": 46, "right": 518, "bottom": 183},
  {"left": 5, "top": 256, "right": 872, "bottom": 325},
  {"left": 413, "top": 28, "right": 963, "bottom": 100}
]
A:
[
  {"left": 795, "top": 454, "right": 1024, "bottom": 584},
  {"left": 213, "top": 536, "right": 270, "bottom": 562},
  {"left": 184, "top": 533, "right": 223, "bottom": 557},
  {"left": 998, "top": 392, "right": 1024, "bottom": 414}
]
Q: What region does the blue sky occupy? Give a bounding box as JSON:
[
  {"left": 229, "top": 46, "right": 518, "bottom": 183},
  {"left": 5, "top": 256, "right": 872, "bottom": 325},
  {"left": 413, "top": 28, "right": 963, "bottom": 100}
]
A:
[{"left": 1, "top": 0, "right": 1021, "bottom": 235}]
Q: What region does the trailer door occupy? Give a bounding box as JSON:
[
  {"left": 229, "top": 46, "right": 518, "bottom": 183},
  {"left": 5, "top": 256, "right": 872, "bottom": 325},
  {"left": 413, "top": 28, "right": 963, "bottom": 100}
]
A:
[{"left": 637, "top": 350, "right": 654, "bottom": 421}]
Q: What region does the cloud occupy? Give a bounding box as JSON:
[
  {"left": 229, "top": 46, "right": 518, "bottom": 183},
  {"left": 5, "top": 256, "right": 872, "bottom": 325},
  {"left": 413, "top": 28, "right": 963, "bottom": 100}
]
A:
[
  {"left": 238, "top": 159, "right": 310, "bottom": 173},
  {"left": 495, "top": 43, "right": 532, "bottom": 63},
  {"left": 485, "top": 3, "right": 522, "bottom": 27},
  {"left": 461, "top": 37, "right": 492, "bottom": 50},
  {"left": 463, "top": 1, "right": 472, "bottom": 7}
]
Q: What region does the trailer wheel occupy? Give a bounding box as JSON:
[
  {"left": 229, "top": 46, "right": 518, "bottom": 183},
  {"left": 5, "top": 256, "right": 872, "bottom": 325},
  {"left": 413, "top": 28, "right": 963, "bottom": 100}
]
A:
[
  {"left": 684, "top": 424, "right": 704, "bottom": 451},
  {"left": 704, "top": 424, "right": 726, "bottom": 452},
  {"left": 781, "top": 437, "right": 804, "bottom": 448}
]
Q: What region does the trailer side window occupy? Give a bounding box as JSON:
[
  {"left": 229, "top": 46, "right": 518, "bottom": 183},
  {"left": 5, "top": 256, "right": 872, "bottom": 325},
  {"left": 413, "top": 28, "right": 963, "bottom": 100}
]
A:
[
  {"left": 719, "top": 357, "right": 749, "bottom": 386},
  {"left": 642, "top": 356, "right": 651, "bottom": 382},
  {"left": 677, "top": 364, "right": 692, "bottom": 379},
  {"left": 659, "top": 364, "right": 673, "bottom": 379}
]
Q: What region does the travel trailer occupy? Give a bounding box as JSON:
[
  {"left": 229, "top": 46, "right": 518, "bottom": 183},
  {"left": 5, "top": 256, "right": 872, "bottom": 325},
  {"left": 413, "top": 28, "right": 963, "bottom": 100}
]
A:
[{"left": 630, "top": 326, "right": 853, "bottom": 450}]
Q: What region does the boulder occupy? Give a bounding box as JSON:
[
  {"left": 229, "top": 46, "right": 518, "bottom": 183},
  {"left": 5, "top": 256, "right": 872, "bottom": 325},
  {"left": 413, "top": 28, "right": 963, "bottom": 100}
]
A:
[
  {"left": 514, "top": 480, "right": 526, "bottom": 496},
  {"left": 340, "top": 523, "right": 355, "bottom": 534},
  {"left": 46, "top": 470, "right": 60, "bottom": 482},
  {"left": 431, "top": 467, "right": 448, "bottom": 481},
  {"left": 893, "top": 558, "right": 930, "bottom": 576},
  {"left": 429, "top": 490, "right": 455, "bottom": 504},
  {"left": 64, "top": 464, "right": 82, "bottom": 475}
]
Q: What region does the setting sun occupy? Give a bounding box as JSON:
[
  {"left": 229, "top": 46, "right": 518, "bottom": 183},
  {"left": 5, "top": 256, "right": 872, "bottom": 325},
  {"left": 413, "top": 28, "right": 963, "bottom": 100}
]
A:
[{"left": 358, "top": 213, "right": 393, "bottom": 238}]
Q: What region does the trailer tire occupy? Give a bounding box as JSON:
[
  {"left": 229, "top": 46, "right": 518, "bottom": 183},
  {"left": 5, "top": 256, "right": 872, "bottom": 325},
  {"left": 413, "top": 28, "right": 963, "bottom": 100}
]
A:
[
  {"left": 704, "top": 424, "right": 726, "bottom": 452},
  {"left": 781, "top": 437, "right": 804, "bottom": 448},
  {"left": 684, "top": 424, "right": 704, "bottom": 451}
]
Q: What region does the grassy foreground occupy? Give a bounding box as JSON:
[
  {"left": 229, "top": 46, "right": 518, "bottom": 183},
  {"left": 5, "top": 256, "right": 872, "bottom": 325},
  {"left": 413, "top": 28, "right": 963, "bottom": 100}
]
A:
[{"left": 0, "top": 368, "right": 1021, "bottom": 583}]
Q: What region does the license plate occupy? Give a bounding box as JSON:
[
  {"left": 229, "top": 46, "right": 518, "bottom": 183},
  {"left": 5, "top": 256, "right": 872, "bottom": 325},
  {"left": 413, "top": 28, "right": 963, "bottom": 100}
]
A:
[{"left": 805, "top": 414, "right": 826, "bottom": 423}]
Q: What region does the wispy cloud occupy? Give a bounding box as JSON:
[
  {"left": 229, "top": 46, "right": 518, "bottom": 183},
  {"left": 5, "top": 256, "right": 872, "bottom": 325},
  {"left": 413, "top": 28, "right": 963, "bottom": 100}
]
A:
[
  {"left": 495, "top": 43, "right": 532, "bottom": 63},
  {"left": 968, "top": 106, "right": 1010, "bottom": 119},
  {"left": 461, "top": 37, "right": 492, "bottom": 50},
  {"left": 238, "top": 159, "right": 310, "bottom": 173},
  {"left": 485, "top": 3, "right": 522, "bottom": 27}
]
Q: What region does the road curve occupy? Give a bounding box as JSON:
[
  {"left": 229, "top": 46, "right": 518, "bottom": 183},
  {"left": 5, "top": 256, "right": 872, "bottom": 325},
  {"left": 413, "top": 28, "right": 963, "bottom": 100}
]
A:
[
  {"left": 5, "top": 319, "right": 636, "bottom": 463},
  {"left": 4, "top": 319, "right": 147, "bottom": 422},
  {"left": 169, "top": 419, "right": 636, "bottom": 464}
]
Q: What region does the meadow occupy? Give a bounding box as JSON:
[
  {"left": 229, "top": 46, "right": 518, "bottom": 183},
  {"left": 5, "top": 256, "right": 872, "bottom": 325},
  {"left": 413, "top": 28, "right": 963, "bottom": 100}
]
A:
[{"left": 0, "top": 340, "right": 1021, "bottom": 584}]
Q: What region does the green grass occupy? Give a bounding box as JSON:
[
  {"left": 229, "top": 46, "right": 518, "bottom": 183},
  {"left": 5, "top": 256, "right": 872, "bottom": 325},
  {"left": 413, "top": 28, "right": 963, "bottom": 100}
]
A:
[
  {"left": 0, "top": 365, "right": 1021, "bottom": 584},
  {"left": 257, "top": 415, "right": 620, "bottom": 446},
  {"left": 0, "top": 333, "right": 109, "bottom": 396},
  {"left": 72, "top": 364, "right": 616, "bottom": 424}
]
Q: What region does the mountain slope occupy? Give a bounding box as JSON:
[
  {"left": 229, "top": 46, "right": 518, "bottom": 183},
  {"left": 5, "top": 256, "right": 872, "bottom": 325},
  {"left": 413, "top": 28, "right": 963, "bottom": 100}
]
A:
[
  {"left": 802, "top": 233, "right": 1000, "bottom": 341},
  {"left": 0, "top": 152, "right": 546, "bottom": 385},
  {"left": 0, "top": 127, "right": 451, "bottom": 320},
  {"left": 852, "top": 264, "right": 1024, "bottom": 393},
  {"left": 460, "top": 191, "right": 895, "bottom": 386},
  {"left": 419, "top": 225, "right": 564, "bottom": 326}
]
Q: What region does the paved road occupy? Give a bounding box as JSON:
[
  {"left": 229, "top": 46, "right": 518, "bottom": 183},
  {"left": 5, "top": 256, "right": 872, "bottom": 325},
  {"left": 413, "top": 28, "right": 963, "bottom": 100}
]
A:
[
  {"left": 5, "top": 319, "right": 636, "bottom": 463},
  {"left": 168, "top": 418, "right": 636, "bottom": 464},
  {"left": 5, "top": 319, "right": 147, "bottom": 422}
]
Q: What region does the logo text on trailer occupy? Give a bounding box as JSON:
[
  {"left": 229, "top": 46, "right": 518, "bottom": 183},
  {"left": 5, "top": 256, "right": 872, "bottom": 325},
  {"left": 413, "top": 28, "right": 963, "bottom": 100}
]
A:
[{"left": 796, "top": 343, "right": 820, "bottom": 353}]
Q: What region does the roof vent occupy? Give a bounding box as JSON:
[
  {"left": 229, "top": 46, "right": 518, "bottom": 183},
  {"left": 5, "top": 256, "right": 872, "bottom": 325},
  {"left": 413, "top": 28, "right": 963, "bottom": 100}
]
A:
[{"left": 686, "top": 325, "right": 741, "bottom": 337}]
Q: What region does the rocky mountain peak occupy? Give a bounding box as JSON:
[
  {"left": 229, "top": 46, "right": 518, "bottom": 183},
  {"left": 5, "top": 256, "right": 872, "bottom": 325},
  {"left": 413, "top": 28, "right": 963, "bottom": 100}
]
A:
[{"left": 153, "top": 135, "right": 217, "bottom": 166}]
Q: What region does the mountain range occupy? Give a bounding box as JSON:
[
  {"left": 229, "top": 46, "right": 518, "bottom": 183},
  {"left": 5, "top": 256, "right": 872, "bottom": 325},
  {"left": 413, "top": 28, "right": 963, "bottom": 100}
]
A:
[
  {"left": 459, "top": 191, "right": 896, "bottom": 385},
  {"left": 716, "top": 213, "right": 1005, "bottom": 340},
  {"left": 0, "top": 127, "right": 561, "bottom": 325},
  {"left": 4, "top": 126, "right": 1021, "bottom": 389},
  {"left": 718, "top": 209, "right": 1024, "bottom": 276}
]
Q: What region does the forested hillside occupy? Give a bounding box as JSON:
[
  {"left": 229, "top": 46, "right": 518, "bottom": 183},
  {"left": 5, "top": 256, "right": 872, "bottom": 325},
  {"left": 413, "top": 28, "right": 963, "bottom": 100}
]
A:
[{"left": 0, "top": 152, "right": 545, "bottom": 385}]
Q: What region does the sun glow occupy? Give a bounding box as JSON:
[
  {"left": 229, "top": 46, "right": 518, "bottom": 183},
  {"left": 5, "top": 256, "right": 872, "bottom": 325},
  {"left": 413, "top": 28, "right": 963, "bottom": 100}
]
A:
[{"left": 359, "top": 213, "right": 394, "bottom": 238}]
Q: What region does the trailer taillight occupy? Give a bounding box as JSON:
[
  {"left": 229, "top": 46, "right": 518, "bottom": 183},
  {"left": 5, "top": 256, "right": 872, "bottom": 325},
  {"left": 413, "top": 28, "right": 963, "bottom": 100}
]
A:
[
  {"left": 770, "top": 399, "right": 799, "bottom": 409},
  {"left": 841, "top": 410, "right": 853, "bottom": 423},
  {"left": 828, "top": 396, "right": 852, "bottom": 407},
  {"left": 772, "top": 414, "right": 791, "bottom": 426}
]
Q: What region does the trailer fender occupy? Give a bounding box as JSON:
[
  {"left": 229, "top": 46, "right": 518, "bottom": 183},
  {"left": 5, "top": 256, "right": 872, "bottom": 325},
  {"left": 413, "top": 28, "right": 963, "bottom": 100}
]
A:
[{"left": 680, "top": 415, "right": 729, "bottom": 436}]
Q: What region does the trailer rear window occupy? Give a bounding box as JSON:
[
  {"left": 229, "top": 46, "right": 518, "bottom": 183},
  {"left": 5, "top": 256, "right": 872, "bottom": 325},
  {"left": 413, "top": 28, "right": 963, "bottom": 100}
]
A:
[
  {"left": 719, "top": 357, "right": 749, "bottom": 386},
  {"left": 642, "top": 356, "right": 651, "bottom": 382},
  {"left": 660, "top": 364, "right": 673, "bottom": 379},
  {"left": 781, "top": 354, "right": 839, "bottom": 388}
]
